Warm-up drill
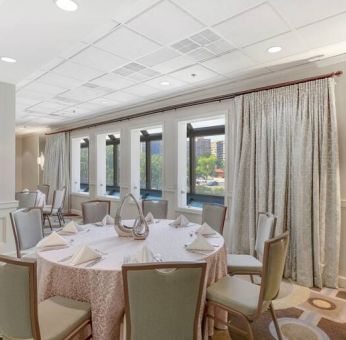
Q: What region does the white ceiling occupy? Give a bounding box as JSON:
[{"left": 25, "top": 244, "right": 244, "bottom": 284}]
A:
[{"left": 1, "top": 0, "right": 346, "bottom": 130}]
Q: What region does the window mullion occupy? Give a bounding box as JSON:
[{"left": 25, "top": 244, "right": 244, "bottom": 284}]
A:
[
  {"left": 146, "top": 140, "right": 151, "bottom": 190},
  {"left": 113, "top": 144, "right": 117, "bottom": 188},
  {"left": 190, "top": 136, "right": 195, "bottom": 195}
]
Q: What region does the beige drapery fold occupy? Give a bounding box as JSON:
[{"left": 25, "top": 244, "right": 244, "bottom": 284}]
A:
[{"left": 227, "top": 78, "right": 340, "bottom": 288}]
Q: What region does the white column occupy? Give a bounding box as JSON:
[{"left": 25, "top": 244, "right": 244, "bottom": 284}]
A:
[{"left": 0, "top": 81, "right": 17, "bottom": 254}]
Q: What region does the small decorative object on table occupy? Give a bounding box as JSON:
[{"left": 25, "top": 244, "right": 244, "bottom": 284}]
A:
[{"left": 114, "top": 193, "right": 149, "bottom": 240}]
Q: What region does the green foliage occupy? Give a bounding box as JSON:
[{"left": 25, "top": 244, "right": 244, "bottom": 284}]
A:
[
  {"left": 80, "top": 147, "right": 89, "bottom": 184},
  {"left": 151, "top": 154, "right": 162, "bottom": 190},
  {"left": 196, "top": 155, "right": 217, "bottom": 179}
]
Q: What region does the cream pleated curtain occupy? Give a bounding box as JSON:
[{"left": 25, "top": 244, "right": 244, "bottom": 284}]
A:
[{"left": 227, "top": 78, "right": 340, "bottom": 288}]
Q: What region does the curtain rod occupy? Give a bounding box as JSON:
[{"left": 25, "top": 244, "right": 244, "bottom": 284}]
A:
[{"left": 46, "top": 70, "right": 343, "bottom": 135}]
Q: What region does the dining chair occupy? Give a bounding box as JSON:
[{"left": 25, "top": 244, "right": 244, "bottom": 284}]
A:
[
  {"left": 205, "top": 232, "right": 289, "bottom": 340},
  {"left": 0, "top": 254, "right": 92, "bottom": 340},
  {"left": 43, "top": 187, "right": 66, "bottom": 229},
  {"left": 122, "top": 261, "right": 207, "bottom": 340},
  {"left": 10, "top": 208, "right": 44, "bottom": 259},
  {"left": 37, "top": 184, "right": 50, "bottom": 203},
  {"left": 15, "top": 191, "right": 38, "bottom": 209},
  {"left": 81, "top": 200, "right": 111, "bottom": 224},
  {"left": 227, "top": 212, "right": 277, "bottom": 280},
  {"left": 201, "top": 203, "right": 227, "bottom": 234},
  {"left": 142, "top": 199, "right": 168, "bottom": 219}
]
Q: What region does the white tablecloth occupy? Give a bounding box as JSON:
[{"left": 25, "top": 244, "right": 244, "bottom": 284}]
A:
[{"left": 37, "top": 220, "right": 227, "bottom": 340}]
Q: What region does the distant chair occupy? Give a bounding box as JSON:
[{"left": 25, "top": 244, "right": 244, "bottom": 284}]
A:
[
  {"left": 0, "top": 255, "right": 92, "bottom": 340},
  {"left": 142, "top": 199, "right": 168, "bottom": 219},
  {"left": 202, "top": 203, "right": 227, "bottom": 234},
  {"left": 206, "top": 232, "right": 289, "bottom": 340},
  {"left": 10, "top": 208, "right": 43, "bottom": 258},
  {"left": 82, "top": 200, "right": 111, "bottom": 224},
  {"left": 43, "top": 187, "right": 66, "bottom": 229},
  {"left": 37, "top": 184, "right": 50, "bottom": 203},
  {"left": 227, "top": 212, "right": 277, "bottom": 280},
  {"left": 15, "top": 191, "right": 37, "bottom": 209},
  {"left": 122, "top": 261, "right": 207, "bottom": 340}
]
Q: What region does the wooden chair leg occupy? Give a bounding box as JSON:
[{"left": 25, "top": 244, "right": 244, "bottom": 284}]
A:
[{"left": 269, "top": 303, "right": 283, "bottom": 340}]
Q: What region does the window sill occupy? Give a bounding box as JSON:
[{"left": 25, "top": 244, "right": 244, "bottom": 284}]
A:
[
  {"left": 176, "top": 206, "right": 202, "bottom": 215},
  {"left": 96, "top": 195, "right": 121, "bottom": 202},
  {"left": 71, "top": 192, "right": 90, "bottom": 199}
]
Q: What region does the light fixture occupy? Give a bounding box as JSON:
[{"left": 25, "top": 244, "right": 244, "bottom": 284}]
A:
[
  {"left": 37, "top": 152, "right": 45, "bottom": 170},
  {"left": 160, "top": 81, "right": 170, "bottom": 86},
  {"left": 267, "top": 46, "right": 282, "bottom": 53},
  {"left": 1, "top": 56, "right": 16, "bottom": 63},
  {"left": 54, "top": 0, "right": 78, "bottom": 12}
]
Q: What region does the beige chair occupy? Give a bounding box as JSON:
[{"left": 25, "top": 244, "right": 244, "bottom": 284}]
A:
[
  {"left": 37, "top": 184, "right": 50, "bottom": 204},
  {"left": 206, "top": 232, "right": 289, "bottom": 340},
  {"left": 43, "top": 187, "right": 66, "bottom": 229},
  {"left": 0, "top": 255, "right": 92, "bottom": 340},
  {"left": 10, "top": 208, "right": 44, "bottom": 259},
  {"left": 81, "top": 200, "right": 111, "bottom": 224},
  {"left": 227, "top": 212, "right": 277, "bottom": 279},
  {"left": 142, "top": 199, "right": 168, "bottom": 219},
  {"left": 202, "top": 203, "right": 227, "bottom": 234},
  {"left": 15, "top": 191, "right": 38, "bottom": 209},
  {"left": 122, "top": 261, "right": 207, "bottom": 340}
]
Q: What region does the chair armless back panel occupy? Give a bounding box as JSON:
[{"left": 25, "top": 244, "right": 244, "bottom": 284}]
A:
[
  {"left": 142, "top": 200, "right": 168, "bottom": 219},
  {"left": 11, "top": 208, "right": 43, "bottom": 250},
  {"left": 255, "top": 213, "right": 276, "bottom": 261},
  {"left": 123, "top": 262, "right": 206, "bottom": 340},
  {"left": 202, "top": 203, "right": 227, "bottom": 234},
  {"left": 0, "top": 259, "right": 35, "bottom": 339},
  {"left": 260, "top": 232, "right": 289, "bottom": 303},
  {"left": 52, "top": 189, "right": 65, "bottom": 211},
  {"left": 37, "top": 184, "right": 49, "bottom": 199},
  {"left": 82, "top": 200, "right": 110, "bottom": 224},
  {"left": 15, "top": 192, "right": 38, "bottom": 209}
]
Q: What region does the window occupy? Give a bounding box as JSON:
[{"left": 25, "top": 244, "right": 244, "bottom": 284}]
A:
[
  {"left": 97, "top": 133, "right": 120, "bottom": 198},
  {"left": 80, "top": 138, "right": 89, "bottom": 192},
  {"left": 140, "top": 128, "right": 163, "bottom": 200},
  {"left": 179, "top": 118, "right": 225, "bottom": 208}
]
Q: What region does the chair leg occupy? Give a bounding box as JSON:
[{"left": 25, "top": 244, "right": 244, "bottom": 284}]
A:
[
  {"left": 47, "top": 216, "right": 52, "bottom": 230},
  {"left": 250, "top": 274, "right": 254, "bottom": 283},
  {"left": 57, "top": 213, "right": 62, "bottom": 227},
  {"left": 269, "top": 303, "right": 283, "bottom": 340},
  {"left": 61, "top": 211, "right": 66, "bottom": 224}
]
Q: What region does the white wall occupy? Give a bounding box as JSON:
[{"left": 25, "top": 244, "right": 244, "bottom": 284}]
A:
[
  {"left": 0, "top": 81, "right": 16, "bottom": 254},
  {"left": 69, "top": 56, "right": 346, "bottom": 287}
]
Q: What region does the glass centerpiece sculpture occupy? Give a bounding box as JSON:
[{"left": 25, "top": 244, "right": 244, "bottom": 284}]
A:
[{"left": 114, "top": 193, "right": 149, "bottom": 240}]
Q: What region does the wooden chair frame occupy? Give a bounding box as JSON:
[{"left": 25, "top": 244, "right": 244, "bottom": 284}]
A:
[
  {"left": 0, "top": 254, "right": 92, "bottom": 340},
  {"left": 10, "top": 207, "right": 44, "bottom": 259},
  {"left": 81, "top": 199, "right": 111, "bottom": 224},
  {"left": 202, "top": 203, "right": 227, "bottom": 234},
  {"left": 205, "top": 232, "right": 289, "bottom": 340},
  {"left": 122, "top": 261, "right": 207, "bottom": 340}
]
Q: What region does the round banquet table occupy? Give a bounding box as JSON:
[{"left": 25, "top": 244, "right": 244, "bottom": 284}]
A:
[{"left": 37, "top": 219, "right": 227, "bottom": 340}]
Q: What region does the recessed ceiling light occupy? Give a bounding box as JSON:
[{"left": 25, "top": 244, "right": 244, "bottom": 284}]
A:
[
  {"left": 267, "top": 46, "right": 282, "bottom": 54},
  {"left": 54, "top": 0, "right": 78, "bottom": 12},
  {"left": 1, "top": 56, "right": 16, "bottom": 63},
  {"left": 160, "top": 81, "right": 170, "bottom": 86}
]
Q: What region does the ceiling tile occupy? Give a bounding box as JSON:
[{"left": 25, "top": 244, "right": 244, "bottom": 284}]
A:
[
  {"left": 27, "top": 101, "right": 66, "bottom": 114},
  {"left": 16, "top": 97, "right": 42, "bottom": 109},
  {"left": 127, "top": 0, "right": 204, "bottom": 44},
  {"left": 38, "top": 73, "right": 83, "bottom": 89},
  {"left": 213, "top": 3, "right": 289, "bottom": 47},
  {"left": 59, "top": 42, "right": 88, "bottom": 59},
  {"left": 187, "top": 48, "right": 215, "bottom": 62},
  {"left": 61, "top": 84, "right": 113, "bottom": 101},
  {"left": 172, "top": 0, "right": 263, "bottom": 25},
  {"left": 95, "top": 26, "right": 160, "bottom": 59},
  {"left": 89, "top": 97, "right": 121, "bottom": 107},
  {"left": 81, "top": 19, "right": 119, "bottom": 43},
  {"left": 124, "top": 84, "right": 161, "bottom": 96},
  {"left": 205, "top": 39, "right": 234, "bottom": 55},
  {"left": 170, "top": 64, "right": 221, "bottom": 83},
  {"left": 70, "top": 46, "right": 128, "bottom": 72},
  {"left": 91, "top": 73, "right": 135, "bottom": 90},
  {"left": 298, "top": 13, "right": 346, "bottom": 49},
  {"left": 138, "top": 47, "right": 179, "bottom": 67},
  {"left": 53, "top": 60, "right": 104, "bottom": 82},
  {"left": 17, "top": 89, "right": 52, "bottom": 101},
  {"left": 104, "top": 91, "right": 140, "bottom": 103},
  {"left": 127, "top": 68, "right": 160, "bottom": 81},
  {"left": 23, "top": 81, "right": 66, "bottom": 96},
  {"left": 270, "top": 0, "right": 346, "bottom": 28},
  {"left": 243, "top": 32, "right": 307, "bottom": 63},
  {"left": 152, "top": 55, "right": 195, "bottom": 73},
  {"left": 172, "top": 38, "right": 200, "bottom": 53},
  {"left": 143, "top": 75, "right": 187, "bottom": 90},
  {"left": 202, "top": 51, "right": 254, "bottom": 74},
  {"left": 190, "top": 29, "right": 220, "bottom": 46}
]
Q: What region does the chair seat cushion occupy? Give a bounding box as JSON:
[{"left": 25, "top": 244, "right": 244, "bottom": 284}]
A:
[
  {"left": 227, "top": 254, "right": 262, "bottom": 274},
  {"left": 38, "top": 296, "right": 91, "bottom": 340},
  {"left": 207, "top": 276, "right": 260, "bottom": 319}
]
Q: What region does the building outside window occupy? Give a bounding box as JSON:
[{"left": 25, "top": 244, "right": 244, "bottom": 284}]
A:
[
  {"left": 80, "top": 138, "right": 89, "bottom": 193},
  {"left": 140, "top": 127, "right": 163, "bottom": 200}
]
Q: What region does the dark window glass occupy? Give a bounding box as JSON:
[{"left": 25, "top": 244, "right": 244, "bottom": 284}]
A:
[
  {"left": 105, "top": 136, "right": 120, "bottom": 197},
  {"left": 80, "top": 139, "right": 89, "bottom": 192}
]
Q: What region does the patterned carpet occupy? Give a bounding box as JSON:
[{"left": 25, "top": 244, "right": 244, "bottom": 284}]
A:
[{"left": 212, "top": 278, "right": 346, "bottom": 340}]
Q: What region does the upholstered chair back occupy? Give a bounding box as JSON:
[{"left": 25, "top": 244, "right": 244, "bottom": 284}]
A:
[
  {"left": 255, "top": 212, "right": 277, "bottom": 261},
  {"left": 260, "top": 232, "right": 289, "bottom": 303},
  {"left": 15, "top": 191, "right": 37, "bottom": 209},
  {"left": 202, "top": 203, "right": 227, "bottom": 234},
  {"left": 0, "top": 256, "right": 39, "bottom": 339},
  {"left": 82, "top": 200, "right": 111, "bottom": 224},
  {"left": 123, "top": 262, "right": 206, "bottom": 340},
  {"left": 52, "top": 188, "right": 66, "bottom": 212},
  {"left": 10, "top": 208, "right": 43, "bottom": 257},
  {"left": 142, "top": 200, "right": 168, "bottom": 219},
  {"left": 37, "top": 184, "right": 50, "bottom": 200}
]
